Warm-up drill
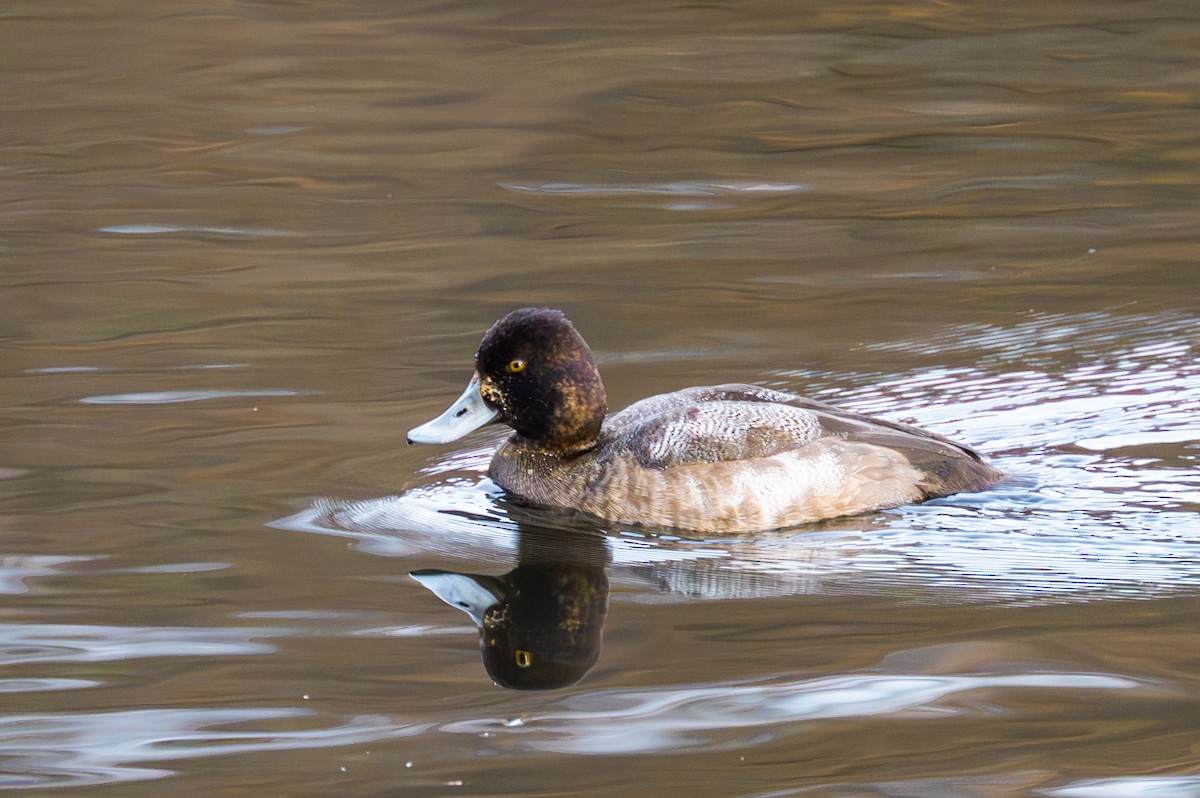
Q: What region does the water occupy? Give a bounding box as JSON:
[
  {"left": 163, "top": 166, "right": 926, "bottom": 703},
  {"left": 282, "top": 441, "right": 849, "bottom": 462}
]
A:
[{"left": 3, "top": 0, "right": 1200, "bottom": 794}]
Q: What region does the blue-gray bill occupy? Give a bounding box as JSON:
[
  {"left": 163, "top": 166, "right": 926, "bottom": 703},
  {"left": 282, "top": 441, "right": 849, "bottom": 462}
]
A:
[{"left": 407, "top": 373, "right": 498, "bottom": 444}]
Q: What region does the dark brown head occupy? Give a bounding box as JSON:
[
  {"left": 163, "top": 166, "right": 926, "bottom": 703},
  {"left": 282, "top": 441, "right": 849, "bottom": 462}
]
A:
[
  {"left": 407, "top": 308, "right": 607, "bottom": 455},
  {"left": 475, "top": 308, "right": 606, "bottom": 453}
]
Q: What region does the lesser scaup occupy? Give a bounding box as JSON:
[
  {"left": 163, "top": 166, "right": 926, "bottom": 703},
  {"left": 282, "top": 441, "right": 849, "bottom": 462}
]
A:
[{"left": 408, "top": 307, "right": 1002, "bottom": 533}]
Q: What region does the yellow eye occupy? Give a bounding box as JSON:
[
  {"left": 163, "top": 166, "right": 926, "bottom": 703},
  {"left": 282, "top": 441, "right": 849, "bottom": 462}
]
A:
[{"left": 506, "top": 359, "right": 526, "bottom": 374}]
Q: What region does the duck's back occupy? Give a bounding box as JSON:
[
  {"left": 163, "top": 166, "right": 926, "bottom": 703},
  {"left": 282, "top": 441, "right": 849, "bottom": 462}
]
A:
[{"left": 490, "top": 383, "right": 1002, "bottom": 533}]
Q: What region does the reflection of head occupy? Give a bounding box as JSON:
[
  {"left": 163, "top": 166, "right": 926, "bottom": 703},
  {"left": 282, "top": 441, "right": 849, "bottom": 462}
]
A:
[
  {"left": 478, "top": 563, "right": 608, "bottom": 689},
  {"left": 411, "top": 533, "right": 609, "bottom": 690}
]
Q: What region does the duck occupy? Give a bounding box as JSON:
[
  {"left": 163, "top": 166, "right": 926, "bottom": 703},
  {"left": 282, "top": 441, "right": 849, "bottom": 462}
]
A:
[{"left": 407, "top": 307, "right": 1002, "bottom": 533}]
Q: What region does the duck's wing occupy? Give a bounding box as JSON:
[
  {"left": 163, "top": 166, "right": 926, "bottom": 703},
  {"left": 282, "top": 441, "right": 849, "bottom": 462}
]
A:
[
  {"left": 715, "top": 383, "right": 1002, "bottom": 494},
  {"left": 666, "top": 383, "right": 989, "bottom": 457},
  {"left": 604, "top": 383, "right": 801, "bottom": 438},
  {"left": 611, "top": 396, "right": 825, "bottom": 468},
  {"left": 607, "top": 384, "right": 999, "bottom": 492}
]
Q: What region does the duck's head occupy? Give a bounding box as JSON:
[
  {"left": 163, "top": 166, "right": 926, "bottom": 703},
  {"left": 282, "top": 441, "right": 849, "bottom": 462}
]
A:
[{"left": 407, "top": 307, "right": 607, "bottom": 455}]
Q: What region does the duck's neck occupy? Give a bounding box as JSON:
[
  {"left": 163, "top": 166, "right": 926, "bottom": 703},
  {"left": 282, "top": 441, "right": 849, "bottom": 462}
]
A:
[{"left": 513, "top": 430, "right": 601, "bottom": 459}]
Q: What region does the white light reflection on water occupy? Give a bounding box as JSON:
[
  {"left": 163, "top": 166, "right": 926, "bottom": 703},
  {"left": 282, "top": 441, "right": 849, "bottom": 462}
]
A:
[
  {"left": 99, "top": 224, "right": 291, "bottom": 237},
  {"left": 441, "top": 670, "right": 1139, "bottom": 756},
  {"left": 0, "top": 709, "right": 423, "bottom": 789},
  {"left": 0, "top": 678, "right": 98, "bottom": 694},
  {"left": 1048, "top": 776, "right": 1200, "bottom": 798},
  {"left": 80, "top": 390, "right": 302, "bottom": 405},
  {"left": 0, "top": 556, "right": 92, "bottom": 595},
  {"left": 740, "top": 773, "right": 1200, "bottom": 798},
  {"left": 503, "top": 181, "right": 809, "bottom": 197},
  {"left": 0, "top": 623, "right": 288, "bottom": 666},
  {"left": 0, "top": 622, "right": 424, "bottom": 789},
  {"left": 277, "top": 311, "right": 1200, "bottom": 604}
]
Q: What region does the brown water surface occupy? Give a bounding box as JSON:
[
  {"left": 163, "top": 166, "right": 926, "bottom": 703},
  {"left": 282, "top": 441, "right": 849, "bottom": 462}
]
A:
[{"left": 3, "top": 1, "right": 1200, "bottom": 795}]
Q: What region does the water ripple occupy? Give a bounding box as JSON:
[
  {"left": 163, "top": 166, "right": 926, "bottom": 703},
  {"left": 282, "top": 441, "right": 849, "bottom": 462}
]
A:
[
  {"left": 0, "top": 624, "right": 287, "bottom": 666},
  {"left": 99, "top": 224, "right": 291, "bottom": 237},
  {"left": 0, "top": 556, "right": 92, "bottom": 595},
  {"left": 0, "top": 708, "right": 422, "bottom": 788},
  {"left": 0, "top": 678, "right": 98, "bottom": 694},
  {"left": 442, "top": 670, "right": 1138, "bottom": 755},
  {"left": 81, "top": 389, "right": 301, "bottom": 405},
  {"left": 503, "top": 181, "right": 808, "bottom": 197},
  {"left": 1048, "top": 777, "right": 1200, "bottom": 798}
]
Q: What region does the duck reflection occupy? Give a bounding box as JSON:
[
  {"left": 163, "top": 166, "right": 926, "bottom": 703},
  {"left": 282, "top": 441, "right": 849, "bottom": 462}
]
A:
[{"left": 411, "top": 527, "right": 609, "bottom": 690}]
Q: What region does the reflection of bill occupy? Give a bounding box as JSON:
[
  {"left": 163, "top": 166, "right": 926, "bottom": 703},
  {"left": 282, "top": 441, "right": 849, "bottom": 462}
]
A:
[{"left": 412, "top": 530, "right": 609, "bottom": 690}]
